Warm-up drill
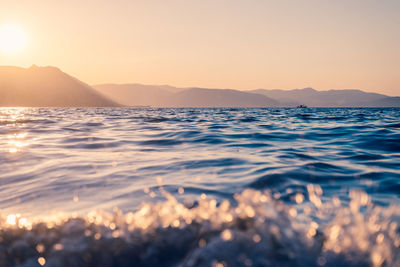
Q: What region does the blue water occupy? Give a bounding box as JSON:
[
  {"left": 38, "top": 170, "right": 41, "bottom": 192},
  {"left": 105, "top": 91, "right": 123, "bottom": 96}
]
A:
[{"left": 1, "top": 107, "right": 399, "bottom": 267}]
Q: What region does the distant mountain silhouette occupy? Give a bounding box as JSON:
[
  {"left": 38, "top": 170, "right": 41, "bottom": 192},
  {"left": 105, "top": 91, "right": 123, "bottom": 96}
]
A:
[
  {"left": 364, "top": 97, "right": 400, "bottom": 107},
  {"left": 95, "top": 84, "right": 400, "bottom": 107},
  {"left": 249, "top": 88, "right": 391, "bottom": 107},
  {"left": 0, "top": 65, "right": 119, "bottom": 107},
  {"left": 1, "top": 65, "right": 398, "bottom": 107},
  {"left": 167, "top": 88, "right": 279, "bottom": 107},
  {"left": 94, "top": 84, "right": 279, "bottom": 107},
  {"left": 94, "top": 84, "right": 176, "bottom": 107}
]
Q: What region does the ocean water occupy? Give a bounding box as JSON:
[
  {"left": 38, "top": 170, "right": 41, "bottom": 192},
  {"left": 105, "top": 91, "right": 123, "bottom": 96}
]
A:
[{"left": 0, "top": 107, "right": 399, "bottom": 267}]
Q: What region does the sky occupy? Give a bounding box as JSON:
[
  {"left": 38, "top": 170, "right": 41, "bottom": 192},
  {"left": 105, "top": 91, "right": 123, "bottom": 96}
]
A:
[{"left": 0, "top": 0, "right": 399, "bottom": 96}]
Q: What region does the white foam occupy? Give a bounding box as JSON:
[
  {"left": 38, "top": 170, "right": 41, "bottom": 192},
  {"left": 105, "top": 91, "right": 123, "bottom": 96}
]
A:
[{"left": 0, "top": 189, "right": 399, "bottom": 267}]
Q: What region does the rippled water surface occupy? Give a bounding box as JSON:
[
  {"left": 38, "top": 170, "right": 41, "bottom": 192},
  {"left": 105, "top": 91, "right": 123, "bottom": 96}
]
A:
[{"left": 0, "top": 107, "right": 399, "bottom": 267}]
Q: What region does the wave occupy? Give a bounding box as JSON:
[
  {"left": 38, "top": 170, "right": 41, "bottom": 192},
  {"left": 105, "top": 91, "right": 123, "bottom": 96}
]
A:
[
  {"left": 0, "top": 119, "right": 56, "bottom": 125},
  {"left": 1, "top": 189, "right": 399, "bottom": 267}
]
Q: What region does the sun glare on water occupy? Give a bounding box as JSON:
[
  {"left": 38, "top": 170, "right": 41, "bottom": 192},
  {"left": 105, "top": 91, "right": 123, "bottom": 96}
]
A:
[{"left": 0, "top": 24, "right": 27, "bottom": 55}]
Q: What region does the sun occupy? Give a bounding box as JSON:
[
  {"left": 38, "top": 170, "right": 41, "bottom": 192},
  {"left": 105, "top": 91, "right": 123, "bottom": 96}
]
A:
[{"left": 0, "top": 24, "right": 27, "bottom": 55}]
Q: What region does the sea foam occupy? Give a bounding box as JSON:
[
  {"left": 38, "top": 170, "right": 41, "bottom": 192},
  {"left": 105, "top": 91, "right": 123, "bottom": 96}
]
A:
[{"left": 1, "top": 188, "right": 399, "bottom": 267}]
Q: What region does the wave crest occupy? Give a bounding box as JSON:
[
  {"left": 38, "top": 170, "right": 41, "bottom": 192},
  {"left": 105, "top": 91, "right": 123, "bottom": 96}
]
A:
[{"left": 1, "top": 189, "right": 399, "bottom": 267}]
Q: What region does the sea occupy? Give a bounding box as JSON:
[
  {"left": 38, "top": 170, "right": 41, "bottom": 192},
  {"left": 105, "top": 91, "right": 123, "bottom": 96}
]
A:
[{"left": 0, "top": 107, "right": 399, "bottom": 267}]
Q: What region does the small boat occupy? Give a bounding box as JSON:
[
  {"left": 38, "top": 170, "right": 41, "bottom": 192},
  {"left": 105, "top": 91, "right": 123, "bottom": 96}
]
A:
[{"left": 296, "top": 104, "right": 308, "bottom": 108}]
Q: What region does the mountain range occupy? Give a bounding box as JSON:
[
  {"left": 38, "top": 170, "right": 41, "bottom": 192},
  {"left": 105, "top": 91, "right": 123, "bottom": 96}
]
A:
[
  {"left": 0, "top": 65, "right": 399, "bottom": 107},
  {"left": 249, "top": 88, "right": 393, "bottom": 107},
  {"left": 95, "top": 84, "right": 400, "bottom": 107},
  {"left": 94, "top": 84, "right": 279, "bottom": 107},
  {"left": 0, "top": 65, "right": 118, "bottom": 107}
]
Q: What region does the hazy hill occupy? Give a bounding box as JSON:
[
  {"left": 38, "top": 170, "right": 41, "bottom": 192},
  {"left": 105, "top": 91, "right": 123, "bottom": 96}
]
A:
[
  {"left": 249, "top": 88, "right": 390, "bottom": 107},
  {"left": 365, "top": 97, "right": 400, "bottom": 107},
  {"left": 94, "top": 84, "right": 176, "bottom": 107},
  {"left": 3, "top": 66, "right": 397, "bottom": 107},
  {"left": 0, "top": 65, "right": 119, "bottom": 107},
  {"left": 94, "top": 83, "right": 400, "bottom": 107},
  {"left": 94, "top": 84, "right": 279, "bottom": 107},
  {"left": 167, "top": 88, "right": 279, "bottom": 107}
]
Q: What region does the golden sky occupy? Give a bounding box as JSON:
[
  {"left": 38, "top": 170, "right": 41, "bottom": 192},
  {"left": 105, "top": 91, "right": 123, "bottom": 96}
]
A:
[{"left": 1, "top": 0, "right": 399, "bottom": 95}]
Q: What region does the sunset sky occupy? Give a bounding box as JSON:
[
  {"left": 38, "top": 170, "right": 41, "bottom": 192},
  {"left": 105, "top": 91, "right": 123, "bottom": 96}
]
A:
[{"left": 1, "top": 0, "right": 399, "bottom": 95}]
